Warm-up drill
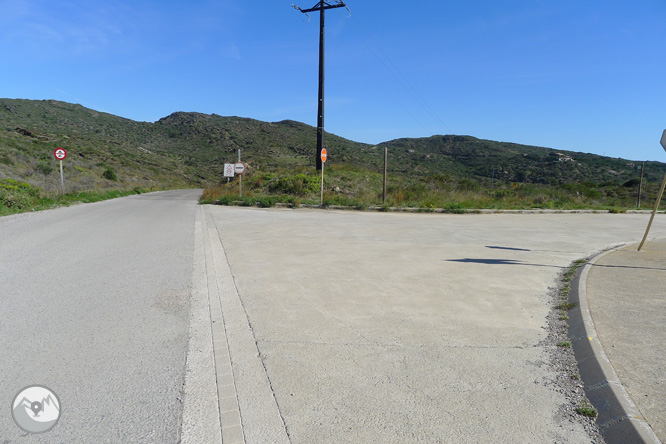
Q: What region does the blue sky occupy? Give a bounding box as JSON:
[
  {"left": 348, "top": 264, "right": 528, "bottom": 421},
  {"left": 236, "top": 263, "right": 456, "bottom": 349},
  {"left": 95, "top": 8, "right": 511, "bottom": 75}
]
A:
[{"left": 2, "top": 0, "right": 665, "bottom": 161}]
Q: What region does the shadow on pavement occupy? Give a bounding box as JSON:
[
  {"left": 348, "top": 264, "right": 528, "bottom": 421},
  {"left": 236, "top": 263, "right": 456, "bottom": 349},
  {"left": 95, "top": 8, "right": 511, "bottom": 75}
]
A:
[
  {"left": 447, "top": 258, "right": 564, "bottom": 268},
  {"left": 485, "top": 245, "right": 532, "bottom": 251}
]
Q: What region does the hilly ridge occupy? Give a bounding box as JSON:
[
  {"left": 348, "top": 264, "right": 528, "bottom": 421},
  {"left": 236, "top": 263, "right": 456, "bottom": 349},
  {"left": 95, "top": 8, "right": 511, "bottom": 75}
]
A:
[{"left": 2, "top": 98, "right": 665, "bottom": 211}]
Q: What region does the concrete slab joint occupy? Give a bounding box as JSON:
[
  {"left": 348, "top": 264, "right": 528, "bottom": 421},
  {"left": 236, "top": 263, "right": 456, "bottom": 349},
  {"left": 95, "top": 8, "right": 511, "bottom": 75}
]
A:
[{"left": 202, "top": 205, "right": 290, "bottom": 444}]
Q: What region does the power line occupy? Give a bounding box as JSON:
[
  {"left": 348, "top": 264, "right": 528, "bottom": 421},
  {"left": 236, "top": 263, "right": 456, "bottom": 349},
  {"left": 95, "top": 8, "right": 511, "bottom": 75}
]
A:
[
  {"left": 341, "top": 10, "right": 450, "bottom": 136},
  {"left": 341, "top": 22, "right": 434, "bottom": 137}
]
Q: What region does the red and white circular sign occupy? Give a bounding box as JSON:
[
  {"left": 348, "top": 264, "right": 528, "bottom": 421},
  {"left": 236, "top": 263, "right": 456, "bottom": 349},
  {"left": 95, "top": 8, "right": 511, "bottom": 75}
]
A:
[
  {"left": 321, "top": 148, "right": 327, "bottom": 163},
  {"left": 234, "top": 162, "right": 246, "bottom": 175},
  {"left": 54, "top": 148, "right": 67, "bottom": 160}
]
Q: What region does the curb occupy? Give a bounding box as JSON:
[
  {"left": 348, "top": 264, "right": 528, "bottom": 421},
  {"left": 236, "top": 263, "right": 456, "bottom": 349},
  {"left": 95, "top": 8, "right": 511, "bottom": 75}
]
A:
[
  {"left": 217, "top": 202, "right": 661, "bottom": 214},
  {"left": 204, "top": 206, "right": 290, "bottom": 444},
  {"left": 568, "top": 245, "right": 662, "bottom": 444},
  {"left": 181, "top": 206, "right": 224, "bottom": 443}
]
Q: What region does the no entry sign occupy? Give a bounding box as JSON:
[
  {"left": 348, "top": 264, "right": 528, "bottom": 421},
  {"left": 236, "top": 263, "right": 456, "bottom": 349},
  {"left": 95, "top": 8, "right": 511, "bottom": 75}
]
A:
[
  {"left": 234, "top": 162, "right": 246, "bottom": 175},
  {"left": 321, "top": 148, "right": 327, "bottom": 163},
  {"left": 54, "top": 148, "right": 67, "bottom": 160}
]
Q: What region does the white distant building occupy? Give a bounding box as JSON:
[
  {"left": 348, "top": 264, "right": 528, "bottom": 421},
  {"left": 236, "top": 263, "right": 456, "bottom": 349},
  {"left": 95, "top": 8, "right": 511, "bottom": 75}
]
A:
[{"left": 555, "top": 153, "right": 574, "bottom": 162}]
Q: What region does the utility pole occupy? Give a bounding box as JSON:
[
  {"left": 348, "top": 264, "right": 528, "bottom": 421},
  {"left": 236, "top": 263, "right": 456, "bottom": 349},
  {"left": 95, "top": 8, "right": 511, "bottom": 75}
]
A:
[{"left": 293, "top": 1, "right": 348, "bottom": 171}]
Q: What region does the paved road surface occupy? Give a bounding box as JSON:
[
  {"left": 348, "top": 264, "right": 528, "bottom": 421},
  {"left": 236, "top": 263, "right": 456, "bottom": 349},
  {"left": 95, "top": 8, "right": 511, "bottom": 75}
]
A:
[
  {"left": 0, "top": 190, "right": 201, "bottom": 443},
  {"left": 3, "top": 195, "right": 664, "bottom": 443},
  {"left": 197, "top": 206, "right": 665, "bottom": 444}
]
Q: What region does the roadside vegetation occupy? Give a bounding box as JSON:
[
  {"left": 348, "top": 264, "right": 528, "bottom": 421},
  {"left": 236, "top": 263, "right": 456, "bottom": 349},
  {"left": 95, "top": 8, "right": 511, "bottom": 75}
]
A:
[
  {"left": 0, "top": 178, "right": 156, "bottom": 217},
  {"left": 200, "top": 164, "right": 666, "bottom": 212}
]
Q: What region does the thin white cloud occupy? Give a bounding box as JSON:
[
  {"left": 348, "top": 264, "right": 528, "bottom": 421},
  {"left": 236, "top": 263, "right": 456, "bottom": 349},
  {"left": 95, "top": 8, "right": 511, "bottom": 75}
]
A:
[{"left": 1, "top": 1, "right": 130, "bottom": 57}]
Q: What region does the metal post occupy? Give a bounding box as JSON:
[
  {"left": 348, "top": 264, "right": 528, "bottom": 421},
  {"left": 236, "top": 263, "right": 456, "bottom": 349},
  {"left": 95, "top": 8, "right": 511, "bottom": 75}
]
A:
[
  {"left": 320, "top": 161, "right": 325, "bottom": 206},
  {"left": 383, "top": 147, "right": 388, "bottom": 204},
  {"left": 238, "top": 149, "right": 242, "bottom": 196},
  {"left": 59, "top": 160, "right": 64, "bottom": 194},
  {"left": 638, "top": 171, "right": 666, "bottom": 251},
  {"left": 637, "top": 162, "right": 644, "bottom": 208}
]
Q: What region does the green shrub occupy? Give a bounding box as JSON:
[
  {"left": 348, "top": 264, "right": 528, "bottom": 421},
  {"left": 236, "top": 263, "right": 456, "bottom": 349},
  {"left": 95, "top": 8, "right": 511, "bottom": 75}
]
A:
[
  {"left": 458, "top": 178, "right": 480, "bottom": 191},
  {"left": 215, "top": 195, "right": 235, "bottom": 205},
  {"left": 255, "top": 196, "right": 276, "bottom": 208},
  {"left": 1, "top": 191, "right": 30, "bottom": 209},
  {"left": 623, "top": 178, "right": 641, "bottom": 187},
  {"left": 102, "top": 168, "right": 118, "bottom": 181},
  {"left": 270, "top": 173, "right": 320, "bottom": 195},
  {"left": 492, "top": 189, "right": 515, "bottom": 200},
  {"left": 0, "top": 178, "right": 40, "bottom": 197},
  {"left": 0, "top": 154, "right": 14, "bottom": 166},
  {"left": 35, "top": 162, "right": 54, "bottom": 176},
  {"left": 443, "top": 203, "right": 465, "bottom": 214}
]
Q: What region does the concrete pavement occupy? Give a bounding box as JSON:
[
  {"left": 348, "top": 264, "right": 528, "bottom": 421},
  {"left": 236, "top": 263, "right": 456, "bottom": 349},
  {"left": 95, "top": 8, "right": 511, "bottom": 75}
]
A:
[
  {"left": 198, "top": 205, "right": 665, "bottom": 443},
  {"left": 571, "top": 238, "right": 666, "bottom": 444}
]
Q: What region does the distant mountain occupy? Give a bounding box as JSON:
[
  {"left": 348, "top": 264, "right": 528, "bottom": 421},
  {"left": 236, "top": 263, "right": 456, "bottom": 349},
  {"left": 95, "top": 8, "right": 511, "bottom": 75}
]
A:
[
  {"left": 376, "top": 135, "right": 666, "bottom": 185},
  {"left": 1, "top": 98, "right": 664, "bottom": 194},
  {"left": 150, "top": 111, "right": 370, "bottom": 169}
]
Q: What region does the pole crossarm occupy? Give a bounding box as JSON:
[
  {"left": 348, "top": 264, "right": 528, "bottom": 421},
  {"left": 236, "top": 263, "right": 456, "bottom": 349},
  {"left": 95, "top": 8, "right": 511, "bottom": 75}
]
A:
[{"left": 297, "top": 1, "right": 347, "bottom": 13}]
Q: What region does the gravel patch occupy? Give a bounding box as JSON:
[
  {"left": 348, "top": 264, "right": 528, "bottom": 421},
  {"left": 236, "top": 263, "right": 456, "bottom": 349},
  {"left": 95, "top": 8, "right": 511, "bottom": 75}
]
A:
[{"left": 540, "top": 256, "right": 606, "bottom": 444}]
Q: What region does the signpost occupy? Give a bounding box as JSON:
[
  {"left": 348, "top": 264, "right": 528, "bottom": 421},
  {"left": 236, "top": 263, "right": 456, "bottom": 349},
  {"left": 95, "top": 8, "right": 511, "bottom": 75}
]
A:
[
  {"left": 638, "top": 129, "right": 666, "bottom": 251},
  {"left": 383, "top": 147, "right": 388, "bottom": 204},
  {"left": 53, "top": 148, "right": 67, "bottom": 194},
  {"left": 320, "top": 148, "right": 327, "bottom": 205},
  {"left": 234, "top": 162, "right": 246, "bottom": 197}
]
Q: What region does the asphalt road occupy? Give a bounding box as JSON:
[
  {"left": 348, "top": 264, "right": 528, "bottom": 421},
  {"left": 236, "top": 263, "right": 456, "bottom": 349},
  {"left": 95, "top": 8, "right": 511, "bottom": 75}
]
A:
[{"left": 0, "top": 190, "right": 201, "bottom": 443}]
